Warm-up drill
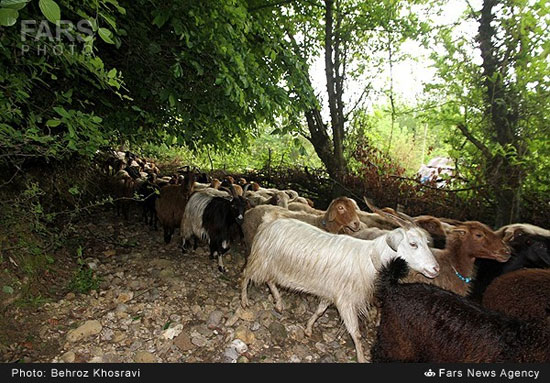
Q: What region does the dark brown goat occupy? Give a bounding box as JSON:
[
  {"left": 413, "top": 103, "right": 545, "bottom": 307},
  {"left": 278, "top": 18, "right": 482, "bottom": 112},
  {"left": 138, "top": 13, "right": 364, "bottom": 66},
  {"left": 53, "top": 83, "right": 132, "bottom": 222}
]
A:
[
  {"left": 470, "top": 233, "right": 550, "bottom": 301},
  {"left": 155, "top": 171, "right": 195, "bottom": 244},
  {"left": 401, "top": 221, "right": 510, "bottom": 296},
  {"left": 372, "top": 258, "right": 550, "bottom": 363},
  {"left": 112, "top": 170, "right": 137, "bottom": 220},
  {"left": 482, "top": 268, "right": 550, "bottom": 324}
]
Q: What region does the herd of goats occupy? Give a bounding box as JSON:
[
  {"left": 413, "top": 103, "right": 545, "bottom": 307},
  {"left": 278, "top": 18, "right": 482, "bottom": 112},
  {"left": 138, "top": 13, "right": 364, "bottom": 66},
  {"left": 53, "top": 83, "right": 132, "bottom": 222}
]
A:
[{"left": 99, "top": 149, "right": 550, "bottom": 363}]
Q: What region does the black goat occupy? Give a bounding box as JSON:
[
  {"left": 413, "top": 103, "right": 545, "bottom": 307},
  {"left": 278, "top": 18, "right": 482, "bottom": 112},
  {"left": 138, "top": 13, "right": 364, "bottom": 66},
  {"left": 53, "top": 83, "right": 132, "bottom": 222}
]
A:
[
  {"left": 137, "top": 174, "right": 160, "bottom": 229},
  {"left": 371, "top": 257, "right": 550, "bottom": 363},
  {"left": 181, "top": 185, "right": 249, "bottom": 272},
  {"left": 470, "top": 233, "right": 550, "bottom": 301}
]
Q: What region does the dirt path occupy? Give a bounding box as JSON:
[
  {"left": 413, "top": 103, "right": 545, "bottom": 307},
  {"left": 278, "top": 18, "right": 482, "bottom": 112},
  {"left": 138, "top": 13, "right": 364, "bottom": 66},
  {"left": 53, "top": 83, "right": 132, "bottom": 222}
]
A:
[{"left": 2, "top": 208, "right": 378, "bottom": 363}]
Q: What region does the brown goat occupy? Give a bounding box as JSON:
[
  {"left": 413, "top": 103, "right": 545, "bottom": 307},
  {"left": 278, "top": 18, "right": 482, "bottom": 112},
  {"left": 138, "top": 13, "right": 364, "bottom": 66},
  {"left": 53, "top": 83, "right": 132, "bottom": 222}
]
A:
[
  {"left": 482, "top": 268, "right": 550, "bottom": 324},
  {"left": 112, "top": 170, "right": 137, "bottom": 220},
  {"left": 242, "top": 197, "right": 361, "bottom": 254},
  {"left": 402, "top": 221, "right": 510, "bottom": 296},
  {"left": 413, "top": 215, "right": 448, "bottom": 249},
  {"left": 155, "top": 172, "right": 195, "bottom": 244}
]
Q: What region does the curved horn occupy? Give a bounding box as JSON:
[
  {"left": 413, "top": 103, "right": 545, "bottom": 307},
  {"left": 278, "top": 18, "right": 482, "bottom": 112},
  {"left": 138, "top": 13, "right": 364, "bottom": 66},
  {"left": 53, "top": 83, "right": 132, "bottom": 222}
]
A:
[
  {"left": 243, "top": 183, "right": 251, "bottom": 193},
  {"left": 363, "top": 197, "right": 412, "bottom": 228}
]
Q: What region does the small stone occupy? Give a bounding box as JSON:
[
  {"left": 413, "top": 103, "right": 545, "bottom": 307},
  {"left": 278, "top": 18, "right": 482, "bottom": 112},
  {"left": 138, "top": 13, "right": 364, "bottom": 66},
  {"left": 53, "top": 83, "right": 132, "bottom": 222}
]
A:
[
  {"left": 224, "top": 348, "right": 239, "bottom": 362},
  {"left": 315, "top": 342, "right": 327, "bottom": 353},
  {"left": 159, "top": 269, "right": 175, "bottom": 280},
  {"left": 113, "top": 331, "right": 126, "bottom": 343},
  {"left": 206, "top": 310, "right": 224, "bottom": 329},
  {"left": 65, "top": 292, "right": 76, "bottom": 301},
  {"left": 191, "top": 305, "right": 202, "bottom": 315},
  {"left": 103, "top": 249, "right": 116, "bottom": 257},
  {"left": 268, "top": 322, "right": 287, "bottom": 345},
  {"left": 234, "top": 325, "right": 255, "bottom": 344},
  {"left": 61, "top": 351, "right": 75, "bottom": 363},
  {"left": 237, "top": 355, "right": 249, "bottom": 363},
  {"left": 134, "top": 351, "right": 156, "bottom": 363},
  {"left": 320, "top": 355, "right": 335, "bottom": 363},
  {"left": 89, "top": 356, "right": 103, "bottom": 363},
  {"left": 67, "top": 320, "right": 102, "bottom": 342},
  {"left": 289, "top": 355, "right": 301, "bottom": 363},
  {"left": 239, "top": 309, "right": 255, "bottom": 322},
  {"left": 115, "top": 304, "right": 128, "bottom": 313},
  {"left": 103, "top": 353, "right": 121, "bottom": 363},
  {"left": 251, "top": 322, "right": 261, "bottom": 331},
  {"left": 322, "top": 332, "right": 336, "bottom": 343},
  {"left": 191, "top": 335, "right": 207, "bottom": 347},
  {"left": 174, "top": 332, "right": 194, "bottom": 351},
  {"left": 115, "top": 291, "right": 133, "bottom": 304},
  {"left": 230, "top": 339, "right": 248, "bottom": 354},
  {"left": 288, "top": 325, "right": 305, "bottom": 342},
  {"left": 100, "top": 328, "right": 114, "bottom": 341},
  {"left": 162, "top": 324, "right": 183, "bottom": 340},
  {"left": 258, "top": 310, "right": 273, "bottom": 327}
]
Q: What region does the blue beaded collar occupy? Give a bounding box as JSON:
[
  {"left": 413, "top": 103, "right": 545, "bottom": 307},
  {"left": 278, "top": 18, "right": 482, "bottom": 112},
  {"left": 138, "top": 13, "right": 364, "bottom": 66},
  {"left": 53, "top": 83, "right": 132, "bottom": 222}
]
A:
[{"left": 452, "top": 266, "right": 472, "bottom": 283}]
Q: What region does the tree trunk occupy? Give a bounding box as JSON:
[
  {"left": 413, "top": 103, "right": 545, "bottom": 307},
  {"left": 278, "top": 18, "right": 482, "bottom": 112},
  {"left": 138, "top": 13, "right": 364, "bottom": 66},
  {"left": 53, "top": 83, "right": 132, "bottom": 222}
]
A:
[
  {"left": 477, "top": 0, "right": 524, "bottom": 226},
  {"left": 323, "top": 0, "right": 347, "bottom": 195}
]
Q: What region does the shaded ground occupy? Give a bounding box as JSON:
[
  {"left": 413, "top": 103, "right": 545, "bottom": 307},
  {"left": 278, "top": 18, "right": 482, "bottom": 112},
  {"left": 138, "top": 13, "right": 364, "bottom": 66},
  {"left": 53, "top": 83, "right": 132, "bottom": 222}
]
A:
[{"left": 1, "top": 207, "right": 378, "bottom": 363}]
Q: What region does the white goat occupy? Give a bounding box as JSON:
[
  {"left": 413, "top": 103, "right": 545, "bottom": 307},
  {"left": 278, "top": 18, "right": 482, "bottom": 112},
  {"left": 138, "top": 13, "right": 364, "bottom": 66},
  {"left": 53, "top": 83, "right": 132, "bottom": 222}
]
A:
[{"left": 240, "top": 211, "right": 439, "bottom": 363}]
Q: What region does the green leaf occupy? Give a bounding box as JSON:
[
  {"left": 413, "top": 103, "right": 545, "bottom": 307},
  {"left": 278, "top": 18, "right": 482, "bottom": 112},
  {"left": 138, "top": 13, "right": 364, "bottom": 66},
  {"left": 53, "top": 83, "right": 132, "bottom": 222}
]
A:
[
  {"left": 0, "top": 8, "right": 18, "bottom": 26},
  {"left": 46, "top": 119, "right": 61, "bottom": 127},
  {"left": 2, "top": 285, "right": 14, "bottom": 294},
  {"left": 53, "top": 106, "right": 69, "bottom": 118},
  {"left": 38, "top": 0, "right": 61, "bottom": 24},
  {"left": 2, "top": 0, "right": 30, "bottom": 11},
  {"left": 153, "top": 11, "right": 170, "bottom": 28},
  {"left": 107, "top": 68, "right": 117, "bottom": 78},
  {"left": 98, "top": 27, "right": 115, "bottom": 44}
]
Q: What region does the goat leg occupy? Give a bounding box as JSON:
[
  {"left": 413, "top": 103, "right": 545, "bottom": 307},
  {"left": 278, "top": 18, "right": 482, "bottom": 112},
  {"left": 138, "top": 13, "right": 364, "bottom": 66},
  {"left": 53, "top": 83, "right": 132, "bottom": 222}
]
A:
[
  {"left": 305, "top": 299, "right": 331, "bottom": 337},
  {"left": 267, "top": 281, "right": 284, "bottom": 312}
]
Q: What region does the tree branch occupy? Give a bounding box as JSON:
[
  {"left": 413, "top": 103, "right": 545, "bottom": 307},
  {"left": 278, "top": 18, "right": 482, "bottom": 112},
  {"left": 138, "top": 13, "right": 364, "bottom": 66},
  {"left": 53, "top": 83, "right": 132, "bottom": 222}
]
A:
[{"left": 456, "top": 123, "right": 492, "bottom": 158}]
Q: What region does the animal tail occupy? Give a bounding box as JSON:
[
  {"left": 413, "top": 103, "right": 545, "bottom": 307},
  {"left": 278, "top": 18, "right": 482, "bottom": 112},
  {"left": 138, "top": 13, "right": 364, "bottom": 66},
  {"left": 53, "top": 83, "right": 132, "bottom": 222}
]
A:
[{"left": 375, "top": 257, "right": 409, "bottom": 302}]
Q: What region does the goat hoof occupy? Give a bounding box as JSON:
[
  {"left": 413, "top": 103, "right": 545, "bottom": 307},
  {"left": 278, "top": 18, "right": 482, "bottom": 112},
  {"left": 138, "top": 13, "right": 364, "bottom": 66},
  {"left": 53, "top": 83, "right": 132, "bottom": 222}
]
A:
[
  {"left": 218, "top": 266, "right": 226, "bottom": 273},
  {"left": 304, "top": 328, "right": 313, "bottom": 337}
]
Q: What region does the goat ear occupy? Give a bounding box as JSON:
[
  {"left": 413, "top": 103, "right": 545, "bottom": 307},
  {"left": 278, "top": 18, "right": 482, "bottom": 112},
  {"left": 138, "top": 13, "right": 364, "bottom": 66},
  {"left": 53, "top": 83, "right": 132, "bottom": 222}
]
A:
[
  {"left": 452, "top": 228, "right": 467, "bottom": 236},
  {"left": 504, "top": 227, "right": 525, "bottom": 242},
  {"left": 386, "top": 230, "right": 404, "bottom": 252}
]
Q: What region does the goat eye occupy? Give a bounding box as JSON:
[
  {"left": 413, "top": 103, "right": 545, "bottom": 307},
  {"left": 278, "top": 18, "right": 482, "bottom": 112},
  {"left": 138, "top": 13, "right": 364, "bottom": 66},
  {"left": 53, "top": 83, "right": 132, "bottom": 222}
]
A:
[
  {"left": 475, "top": 233, "right": 483, "bottom": 238},
  {"left": 410, "top": 242, "right": 418, "bottom": 248}
]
